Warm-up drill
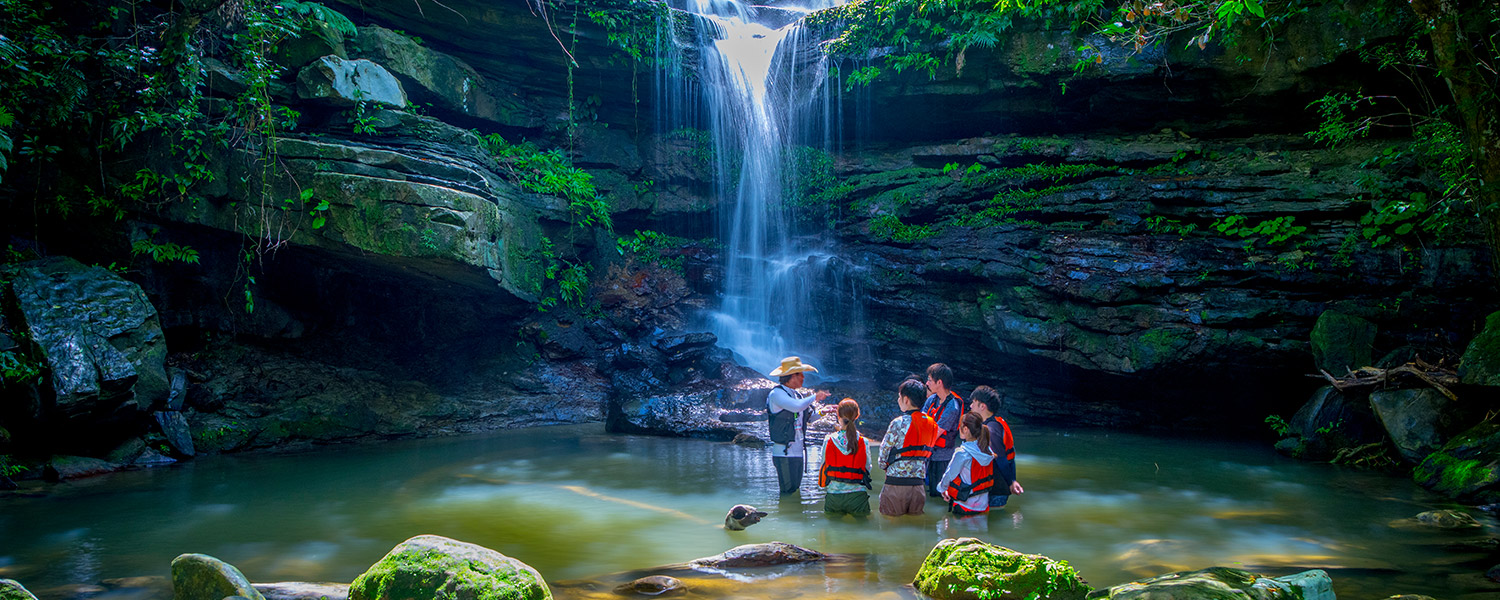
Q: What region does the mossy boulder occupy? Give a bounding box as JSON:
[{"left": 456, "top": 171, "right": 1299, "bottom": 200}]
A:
[
  {"left": 1086, "top": 566, "right": 1333, "bottom": 600},
  {"left": 349, "top": 535, "right": 551, "bottom": 600},
  {"left": 1310, "top": 310, "right": 1376, "bottom": 374},
  {"left": 1, "top": 579, "right": 39, "bottom": 600},
  {"left": 1413, "top": 423, "right": 1500, "bottom": 504},
  {"left": 1459, "top": 311, "right": 1500, "bottom": 386},
  {"left": 913, "top": 538, "right": 1090, "bottom": 600},
  {"left": 1370, "top": 388, "right": 1466, "bottom": 463},
  {"left": 171, "top": 553, "right": 266, "bottom": 600}
]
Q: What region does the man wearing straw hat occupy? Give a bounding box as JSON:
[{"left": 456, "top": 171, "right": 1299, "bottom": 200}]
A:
[{"left": 766, "top": 356, "right": 830, "bottom": 495}]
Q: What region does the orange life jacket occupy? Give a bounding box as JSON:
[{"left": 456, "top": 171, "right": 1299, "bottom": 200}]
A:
[
  {"left": 945, "top": 455, "right": 994, "bottom": 502},
  {"left": 925, "top": 392, "right": 964, "bottom": 449},
  {"left": 889, "top": 411, "right": 938, "bottom": 464},
  {"left": 818, "top": 436, "right": 871, "bottom": 489}
]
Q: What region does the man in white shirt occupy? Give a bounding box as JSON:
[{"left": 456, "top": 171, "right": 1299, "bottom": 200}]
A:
[{"left": 766, "top": 356, "right": 830, "bottom": 495}]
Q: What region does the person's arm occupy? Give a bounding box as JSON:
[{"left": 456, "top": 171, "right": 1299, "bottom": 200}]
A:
[
  {"left": 937, "top": 449, "right": 966, "bottom": 500},
  {"left": 768, "top": 386, "right": 817, "bottom": 413},
  {"left": 878, "top": 419, "right": 903, "bottom": 469}
]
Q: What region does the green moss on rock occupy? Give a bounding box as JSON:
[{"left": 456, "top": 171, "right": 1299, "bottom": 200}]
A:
[
  {"left": 1, "top": 579, "right": 40, "bottom": 600},
  {"left": 170, "top": 554, "right": 265, "bottom": 600},
  {"left": 350, "top": 535, "right": 551, "bottom": 600},
  {"left": 913, "top": 538, "right": 1090, "bottom": 600},
  {"left": 1088, "top": 567, "right": 1333, "bottom": 600},
  {"left": 1459, "top": 310, "right": 1500, "bottom": 385},
  {"left": 1413, "top": 423, "right": 1500, "bottom": 503}
]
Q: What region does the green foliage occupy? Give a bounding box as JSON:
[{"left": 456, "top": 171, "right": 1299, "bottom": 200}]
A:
[
  {"left": 1, "top": 348, "right": 42, "bottom": 385},
  {"left": 1211, "top": 215, "right": 1306, "bottom": 246},
  {"left": 1145, "top": 216, "right": 1198, "bottom": 237},
  {"left": 1306, "top": 92, "right": 1374, "bottom": 147},
  {"left": 275, "top": 1, "right": 358, "bottom": 45},
  {"left": 870, "top": 213, "right": 938, "bottom": 243},
  {"left": 478, "top": 133, "right": 613, "bottom": 231},
  {"left": 617, "top": 229, "right": 690, "bottom": 272},
  {"left": 1265, "top": 414, "right": 1291, "bottom": 437},
  {"left": 582, "top": 0, "right": 679, "bottom": 66},
  {"left": 0, "top": 454, "right": 26, "bottom": 478},
  {"left": 132, "top": 228, "right": 201, "bottom": 264},
  {"left": 1351, "top": 121, "right": 1478, "bottom": 247}
]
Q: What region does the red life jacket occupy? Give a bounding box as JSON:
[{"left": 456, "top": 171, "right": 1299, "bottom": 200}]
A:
[
  {"left": 925, "top": 392, "right": 964, "bottom": 449},
  {"left": 988, "top": 415, "right": 1016, "bottom": 461},
  {"left": 818, "top": 436, "right": 871, "bottom": 489},
  {"left": 945, "top": 455, "right": 994, "bottom": 502},
  {"left": 890, "top": 411, "right": 938, "bottom": 463}
]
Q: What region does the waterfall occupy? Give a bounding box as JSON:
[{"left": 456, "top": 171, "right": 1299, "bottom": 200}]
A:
[{"left": 667, "top": 0, "right": 856, "bottom": 377}]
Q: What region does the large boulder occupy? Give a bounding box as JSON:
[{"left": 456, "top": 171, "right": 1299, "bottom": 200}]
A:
[
  {"left": 1310, "top": 310, "right": 1376, "bottom": 375},
  {"left": 350, "top": 26, "right": 537, "bottom": 129},
  {"left": 296, "top": 56, "right": 407, "bottom": 109},
  {"left": 171, "top": 554, "right": 266, "bottom": 600},
  {"left": 1, "top": 579, "right": 39, "bottom": 600},
  {"left": 1413, "top": 422, "right": 1500, "bottom": 504},
  {"left": 349, "top": 535, "right": 551, "bottom": 600},
  {"left": 1370, "top": 388, "right": 1469, "bottom": 463},
  {"left": 1086, "top": 567, "right": 1333, "bottom": 600},
  {"left": 1277, "top": 386, "right": 1385, "bottom": 460},
  {"left": 913, "top": 538, "right": 1091, "bottom": 600},
  {"left": 5, "top": 256, "right": 169, "bottom": 421},
  {"left": 1460, "top": 311, "right": 1500, "bottom": 386}
]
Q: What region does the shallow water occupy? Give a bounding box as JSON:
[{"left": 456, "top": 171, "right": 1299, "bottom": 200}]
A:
[{"left": 1, "top": 424, "right": 1497, "bottom": 600}]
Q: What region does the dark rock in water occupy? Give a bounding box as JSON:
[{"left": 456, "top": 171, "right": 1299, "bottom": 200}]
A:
[
  {"left": 1488, "top": 564, "right": 1500, "bottom": 583},
  {"left": 1383, "top": 595, "right": 1436, "bottom": 600},
  {"left": 1279, "top": 386, "right": 1387, "bottom": 461},
  {"left": 106, "top": 437, "right": 148, "bottom": 464},
  {"left": 689, "top": 542, "right": 826, "bottom": 569},
  {"left": 731, "top": 433, "right": 766, "bottom": 448},
  {"left": 608, "top": 385, "right": 774, "bottom": 441},
  {"left": 350, "top": 535, "right": 549, "bottom": 600},
  {"left": 654, "top": 332, "right": 717, "bottom": 362},
  {"left": 155, "top": 411, "right": 196, "bottom": 458},
  {"left": 1311, "top": 310, "right": 1377, "bottom": 375},
  {"left": 1413, "top": 423, "right": 1500, "bottom": 504},
  {"left": 1, "top": 579, "right": 40, "bottom": 600},
  {"left": 170, "top": 553, "right": 265, "bottom": 600},
  {"left": 1412, "top": 510, "right": 1482, "bottom": 530},
  {"left": 718, "top": 409, "right": 765, "bottom": 423},
  {"left": 723, "top": 505, "right": 766, "bottom": 531},
  {"left": 253, "top": 582, "right": 350, "bottom": 600},
  {"left": 612, "top": 576, "right": 683, "bottom": 597},
  {"left": 7, "top": 256, "right": 170, "bottom": 425},
  {"left": 133, "top": 448, "right": 176, "bottom": 466},
  {"left": 45, "top": 456, "right": 120, "bottom": 481}
]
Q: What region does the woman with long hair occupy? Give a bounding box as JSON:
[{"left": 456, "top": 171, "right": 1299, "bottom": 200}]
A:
[{"left": 817, "top": 398, "right": 872, "bottom": 516}]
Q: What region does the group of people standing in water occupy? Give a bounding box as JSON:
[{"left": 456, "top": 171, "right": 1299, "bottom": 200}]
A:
[{"left": 765, "top": 357, "right": 1024, "bottom": 518}]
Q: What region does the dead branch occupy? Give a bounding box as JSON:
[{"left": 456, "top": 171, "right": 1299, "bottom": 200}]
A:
[{"left": 1312, "top": 359, "right": 1459, "bottom": 401}]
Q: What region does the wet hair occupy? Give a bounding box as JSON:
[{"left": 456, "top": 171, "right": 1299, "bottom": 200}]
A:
[
  {"left": 961, "top": 412, "right": 990, "bottom": 452},
  {"left": 898, "top": 379, "right": 927, "bottom": 407},
  {"left": 926, "top": 363, "right": 954, "bottom": 389},
  {"left": 971, "top": 385, "right": 1002, "bottom": 414},
  {"left": 837, "top": 398, "right": 861, "bottom": 450}
]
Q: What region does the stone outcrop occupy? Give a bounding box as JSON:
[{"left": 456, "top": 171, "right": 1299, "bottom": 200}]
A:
[
  {"left": 1274, "top": 386, "right": 1386, "bottom": 460},
  {"left": 913, "top": 538, "right": 1090, "bottom": 600},
  {"left": 1460, "top": 311, "right": 1500, "bottom": 386},
  {"left": 1311, "top": 311, "right": 1378, "bottom": 375},
  {"left": 349, "top": 535, "right": 551, "bottom": 600},
  {"left": 253, "top": 582, "right": 350, "bottom": 600},
  {"left": 296, "top": 56, "right": 408, "bottom": 108},
  {"left": 1086, "top": 567, "right": 1332, "bottom": 600},
  {"left": 1370, "top": 388, "right": 1470, "bottom": 463},
  {"left": 171, "top": 554, "right": 265, "bottom": 600},
  {"left": 2, "top": 257, "right": 169, "bottom": 449}
]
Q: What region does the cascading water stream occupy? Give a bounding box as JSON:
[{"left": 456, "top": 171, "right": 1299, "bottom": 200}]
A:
[{"left": 672, "top": 0, "right": 850, "bottom": 375}]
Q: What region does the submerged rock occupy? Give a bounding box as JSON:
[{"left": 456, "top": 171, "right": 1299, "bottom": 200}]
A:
[
  {"left": 170, "top": 553, "right": 265, "bottom": 600},
  {"left": 914, "top": 537, "right": 1089, "bottom": 600},
  {"left": 45, "top": 456, "right": 120, "bottom": 481},
  {"left": 349, "top": 535, "right": 551, "bottom": 600},
  {"left": 1, "top": 580, "right": 39, "bottom": 600},
  {"left": 1411, "top": 510, "right": 1482, "bottom": 530},
  {"left": 1086, "top": 566, "right": 1332, "bottom": 600},
  {"left": 688, "top": 542, "right": 826, "bottom": 569},
  {"left": 611, "top": 576, "right": 683, "bottom": 597},
  {"left": 253, "top": 582, "right": 350, "bottom": 600}
]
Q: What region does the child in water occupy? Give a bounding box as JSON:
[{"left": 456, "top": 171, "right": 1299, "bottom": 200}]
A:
[
  {"left": 939, "top": 412, "right": 997, "bottom": 516},
  {"left": 817, "top": 398, "right": 872, "bottom": 516}
]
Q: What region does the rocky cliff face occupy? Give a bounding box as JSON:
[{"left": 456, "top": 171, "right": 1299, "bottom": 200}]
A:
[{"left": 3, "top": 0, "right": 1493, "bottom": 463}]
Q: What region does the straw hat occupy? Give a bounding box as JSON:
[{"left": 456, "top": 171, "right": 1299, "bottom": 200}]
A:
[{"left": 768, "top": 356, "right": 818, "bottom": 377}]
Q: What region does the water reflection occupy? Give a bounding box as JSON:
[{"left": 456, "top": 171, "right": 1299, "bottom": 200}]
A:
[{"left": 0, "top": 424, "right": 1497, "bottom": 600}]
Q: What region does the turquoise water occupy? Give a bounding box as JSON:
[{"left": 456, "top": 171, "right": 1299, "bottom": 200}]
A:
[{"left": 1, "top": 424, "right": 1497, "bottom": 600}]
